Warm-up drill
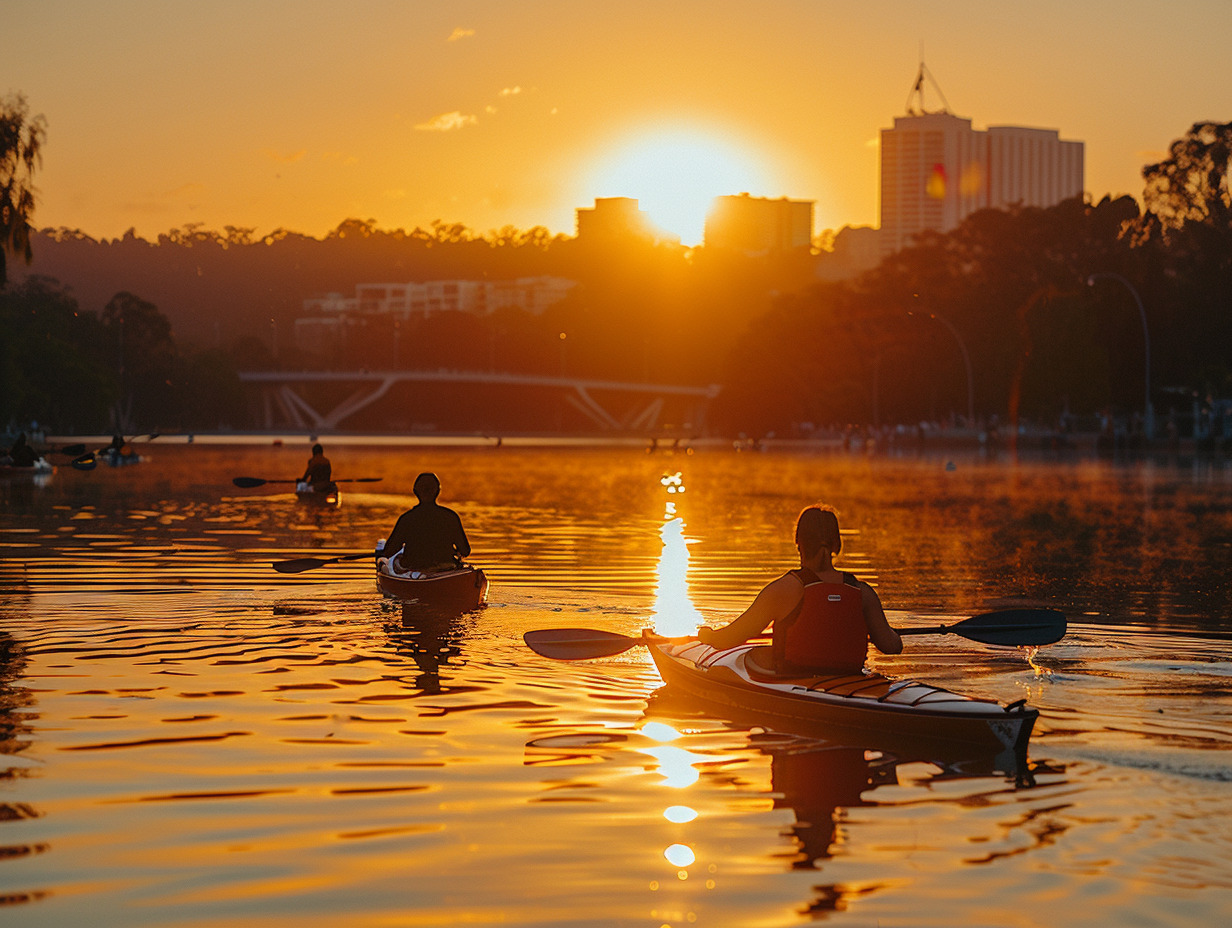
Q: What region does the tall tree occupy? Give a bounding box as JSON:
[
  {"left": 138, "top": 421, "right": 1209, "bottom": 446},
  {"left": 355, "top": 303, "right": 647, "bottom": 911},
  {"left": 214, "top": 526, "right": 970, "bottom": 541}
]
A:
[
  {"left": 101, "top": 292, "right": 176, "bottom": 430},
  {"left": 1135, "top": 122, "right": 1232, "bottom": 395},
  {"left": 0, "top": 94, "right": 46, "bottom": 289},
  {"left": 1140, "top": 121, "right": 1232, "bottom": 232}
]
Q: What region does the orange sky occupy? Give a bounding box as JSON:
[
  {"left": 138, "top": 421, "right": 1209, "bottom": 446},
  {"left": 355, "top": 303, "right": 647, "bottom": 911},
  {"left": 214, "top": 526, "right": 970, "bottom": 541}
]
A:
[{"left": 8, "top": 1, "right": 1232, "bottom": 245}]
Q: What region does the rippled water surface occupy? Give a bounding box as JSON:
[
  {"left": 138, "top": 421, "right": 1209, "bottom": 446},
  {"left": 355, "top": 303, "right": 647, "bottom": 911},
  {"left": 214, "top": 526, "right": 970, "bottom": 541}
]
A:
[{"left": 2, "top": 440, "right": 1231, "bottom": 926}]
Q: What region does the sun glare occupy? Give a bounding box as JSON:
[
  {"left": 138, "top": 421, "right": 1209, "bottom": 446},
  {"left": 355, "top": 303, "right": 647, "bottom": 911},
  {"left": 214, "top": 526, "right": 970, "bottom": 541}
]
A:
[{"left": 588, "top": 131, "right": 771, "bottom": 246}]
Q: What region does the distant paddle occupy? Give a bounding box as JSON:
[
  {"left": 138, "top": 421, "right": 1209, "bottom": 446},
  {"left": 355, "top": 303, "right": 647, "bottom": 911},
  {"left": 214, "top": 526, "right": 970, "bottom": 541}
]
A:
[
  {"left": 523, "top": 609, "right": 1067, "bottom": 661},
  {"left": 272, "top": 551, "right": 374, "bottom": 573},
  {"left": 96, "top": 433, "right": 160, "bottom": 454},
  {"left": 233, "top": 476, "right": 383, "bottom": 488}
]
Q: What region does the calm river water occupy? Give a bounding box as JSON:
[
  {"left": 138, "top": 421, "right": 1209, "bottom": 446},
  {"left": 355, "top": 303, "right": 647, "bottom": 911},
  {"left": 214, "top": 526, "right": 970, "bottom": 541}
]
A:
[{"left": 1, "top": 440, "right": 1230, "bottom": 927}]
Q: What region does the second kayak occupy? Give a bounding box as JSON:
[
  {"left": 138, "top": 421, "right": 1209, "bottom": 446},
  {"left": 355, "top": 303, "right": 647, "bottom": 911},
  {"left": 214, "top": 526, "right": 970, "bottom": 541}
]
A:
[
  {"left": 295, "top": 480, "right": 340, "bottom": 506},
  {"left": 376, "top": 562, "right": 489, "bottom": 610}
]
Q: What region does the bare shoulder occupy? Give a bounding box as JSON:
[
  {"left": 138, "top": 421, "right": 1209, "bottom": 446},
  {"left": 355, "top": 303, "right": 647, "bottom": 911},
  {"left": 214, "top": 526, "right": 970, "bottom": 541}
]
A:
[
  {"left": 759, "top": 571, "right": 804, "bottom": 607},
  {"left": 857, "top": 578, "right": 883, "bottom": 602}
]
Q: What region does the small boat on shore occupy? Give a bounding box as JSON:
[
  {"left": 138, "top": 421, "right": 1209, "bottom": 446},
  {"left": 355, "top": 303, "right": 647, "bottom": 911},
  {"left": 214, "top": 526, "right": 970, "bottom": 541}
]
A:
[
  {"left": 643, "top": 632, "right": 1037, "bottom": 754},
  {"left": 376, "top": 561, "right": 488, "bottom": 610}
]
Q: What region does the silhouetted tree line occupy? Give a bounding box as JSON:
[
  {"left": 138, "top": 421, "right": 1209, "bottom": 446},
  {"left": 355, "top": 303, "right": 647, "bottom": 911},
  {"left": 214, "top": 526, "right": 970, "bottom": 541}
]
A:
[
  {"left": 1, "top": 277, "right": 245, "bottom": 433},
  {"left": 715, "top": 121, "right": 1232, "bottom": 437},
  {"left": 4, "top": 121, "right": 1229, "bottom": 436},
  {"left": 8, "top": 215, "right": 816, "bottom": 431}
]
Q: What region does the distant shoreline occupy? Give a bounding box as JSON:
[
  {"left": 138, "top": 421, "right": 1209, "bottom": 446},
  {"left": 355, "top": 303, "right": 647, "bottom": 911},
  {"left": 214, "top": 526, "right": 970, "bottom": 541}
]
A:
[{"left": 39, "top": 429, "right": 1224, "bottom": 460}]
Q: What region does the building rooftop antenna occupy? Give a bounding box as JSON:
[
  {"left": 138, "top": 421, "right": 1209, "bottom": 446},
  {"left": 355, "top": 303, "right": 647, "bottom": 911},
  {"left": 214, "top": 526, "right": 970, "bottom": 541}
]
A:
[{"left": 905, "top": 51, "right": 952, "bottom": 116}]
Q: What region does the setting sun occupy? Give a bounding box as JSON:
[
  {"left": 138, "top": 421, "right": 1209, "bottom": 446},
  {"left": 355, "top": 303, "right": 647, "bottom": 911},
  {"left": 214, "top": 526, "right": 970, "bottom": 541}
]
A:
[{"left": 587, "top": 131, "right": 773, "bottom": 246}]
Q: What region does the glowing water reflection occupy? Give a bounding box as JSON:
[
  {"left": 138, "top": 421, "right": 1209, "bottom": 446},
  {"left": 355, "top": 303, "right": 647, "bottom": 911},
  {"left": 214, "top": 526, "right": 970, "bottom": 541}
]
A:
[
  {"left": 663, "top": 805, "right": 698, "bottom": 824},
  {"left": 651, "top": 472, "right": 704, "bottom": 637},
  {"left": 4, "top": 443, "right": 1232, "bottom": 928}
]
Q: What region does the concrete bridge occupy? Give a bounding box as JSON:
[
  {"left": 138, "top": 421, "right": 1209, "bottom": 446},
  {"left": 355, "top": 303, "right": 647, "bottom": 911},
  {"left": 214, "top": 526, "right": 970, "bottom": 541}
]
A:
[{"left": 238, "top": 369, "right": 722, "bottom": 432}]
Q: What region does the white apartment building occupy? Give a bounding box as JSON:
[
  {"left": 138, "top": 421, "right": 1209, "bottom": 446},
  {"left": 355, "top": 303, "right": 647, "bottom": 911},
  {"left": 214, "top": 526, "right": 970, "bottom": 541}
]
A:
[
  {"left": 303, "top": 276, "right": 575, "bottom": 319},
  {"left": 294, "top": 276, "right": 577, "bottom": 352},
  {"left": 879, "top": 111, "right": 1084, "bottom": 256}
]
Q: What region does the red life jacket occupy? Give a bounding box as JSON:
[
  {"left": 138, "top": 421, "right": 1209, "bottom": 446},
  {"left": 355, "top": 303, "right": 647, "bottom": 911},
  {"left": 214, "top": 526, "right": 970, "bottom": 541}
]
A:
[{"left": 773, "top": 568, "right": 868, "bottom": 673}]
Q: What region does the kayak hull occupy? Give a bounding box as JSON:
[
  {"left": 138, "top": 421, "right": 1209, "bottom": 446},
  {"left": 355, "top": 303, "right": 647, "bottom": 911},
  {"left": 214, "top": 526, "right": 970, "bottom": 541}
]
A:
[
  {"left": 100, "top": 449, "right": 143, "bottom": 467},
  {"left": 295, "top": 480, "right": 340, "bottom": 506},
  {"left": 645, "top": 633, "right": 1037, "bottom": 754},
  {"left": 376, "top": 564, "right": 488, "bottom": 610},
  {"left": 0, "top": 457, "right": 54, "bottom": 477}
]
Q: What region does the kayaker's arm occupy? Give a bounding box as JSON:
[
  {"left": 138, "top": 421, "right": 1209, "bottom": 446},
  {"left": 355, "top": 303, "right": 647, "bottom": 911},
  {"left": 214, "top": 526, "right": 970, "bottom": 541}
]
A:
[
  {"left": 697, "top": 574, "right": 802, "bottom": 650},
  {"left": 860, "top": 583, "right": 903, "bottom": 655},
  {"left": 451, "top": 510, "right": 471, "bottom": 559},
  {"left": 379, "top": 512, "right": 412, "bottom": 559}
]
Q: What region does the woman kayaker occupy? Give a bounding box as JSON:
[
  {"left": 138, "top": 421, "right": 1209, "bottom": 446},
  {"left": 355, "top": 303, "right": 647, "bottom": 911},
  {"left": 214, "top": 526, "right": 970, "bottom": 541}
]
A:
[
  {"left": 377, "top": 472, "right": 471, "bottom": 572},
  {"left": 695, "top": 505, "right": 902, "bottom": 673}
]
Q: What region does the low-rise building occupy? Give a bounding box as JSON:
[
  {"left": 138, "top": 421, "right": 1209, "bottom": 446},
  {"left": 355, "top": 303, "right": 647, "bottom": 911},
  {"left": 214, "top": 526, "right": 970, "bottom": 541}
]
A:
[
  {"left": 294, "top": 276, "right": 577, "bottom": 353},
  {"left": 704, "top": 193, "right": 814, "bottom": 254}
]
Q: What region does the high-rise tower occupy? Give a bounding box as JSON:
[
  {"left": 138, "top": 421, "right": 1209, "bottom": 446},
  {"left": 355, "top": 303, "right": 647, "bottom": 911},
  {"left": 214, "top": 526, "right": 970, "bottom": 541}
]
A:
[{"left": 879, "top": 63, "right": 1084, "bottom": 256}]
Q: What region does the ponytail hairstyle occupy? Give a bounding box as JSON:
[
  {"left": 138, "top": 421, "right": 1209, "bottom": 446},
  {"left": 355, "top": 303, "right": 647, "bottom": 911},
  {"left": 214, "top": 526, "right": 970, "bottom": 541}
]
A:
[{"left": 795, "top": 505, "right": 841, "bottom": 559}]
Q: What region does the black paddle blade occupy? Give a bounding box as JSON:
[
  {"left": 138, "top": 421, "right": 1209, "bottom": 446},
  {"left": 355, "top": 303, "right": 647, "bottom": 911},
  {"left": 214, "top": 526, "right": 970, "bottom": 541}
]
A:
[
  {"left": 272, "top": 557, "right": 327, "bottom": 573},
  {"left": 57, "top": 443, "right": 86, "bottom": 457},
  {"left": 950, "top": 609, "right": 1067, "bottom": 646},
  {"left": 523, "top": 628, "right": 640, "bottom": 660},
  {"left": 233, "top": 477, "right": 268, "bottom": 488}
]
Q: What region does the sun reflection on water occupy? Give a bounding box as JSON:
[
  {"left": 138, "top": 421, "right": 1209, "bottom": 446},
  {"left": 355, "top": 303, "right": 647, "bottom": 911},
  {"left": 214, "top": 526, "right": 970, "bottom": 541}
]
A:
[
  {"left": 651, "top": 472, "right": 704, "bottom": 637},
  {"left": 640, "top": 746, "right": 702, "bottom": 788}
]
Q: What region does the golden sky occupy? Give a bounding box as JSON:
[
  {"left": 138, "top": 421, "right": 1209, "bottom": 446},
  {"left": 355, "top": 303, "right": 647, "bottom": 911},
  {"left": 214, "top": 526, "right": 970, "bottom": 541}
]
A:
[{"left": 8, "top": 0, "right": 1231, "bottom": 245}]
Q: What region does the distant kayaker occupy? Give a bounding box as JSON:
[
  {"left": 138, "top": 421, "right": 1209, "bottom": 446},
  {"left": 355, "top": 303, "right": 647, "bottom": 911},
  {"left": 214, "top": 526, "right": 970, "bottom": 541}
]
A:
[
  {"left": 377, "top": 472, "right": 471, "bottom": 572},
  {"left": 300, "top": 443, "right": 332, "bottom": 487},
  {"left": 102, "top": 434, "right": 131, "bottom": 456},
  {"left": 4, "top": 433, "right": 38, "bottom": 467},
  {"left": 695, "top": 505, "right": 902, "bottom": 673}
]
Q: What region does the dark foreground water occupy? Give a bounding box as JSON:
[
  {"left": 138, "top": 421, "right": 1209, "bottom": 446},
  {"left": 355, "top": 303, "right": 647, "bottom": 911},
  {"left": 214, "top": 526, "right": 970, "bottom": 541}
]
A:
[{"left": 1, "top": 440, "right": 1230, "bottom": 926}]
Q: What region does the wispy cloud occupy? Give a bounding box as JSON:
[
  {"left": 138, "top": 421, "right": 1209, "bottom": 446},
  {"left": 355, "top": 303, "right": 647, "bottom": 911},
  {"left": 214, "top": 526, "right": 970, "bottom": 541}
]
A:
[
  {"left": 415, "top": 111, "right": 478, "bottom": 132},
  {"left": 262, "top": 148, "right": 309, "bottom": 163},
  {"left": 499, "top": 86, "right": 522, "bottom": 97},
  {"left": 448, "top": 27, "right": 475, "bottom": 42}
]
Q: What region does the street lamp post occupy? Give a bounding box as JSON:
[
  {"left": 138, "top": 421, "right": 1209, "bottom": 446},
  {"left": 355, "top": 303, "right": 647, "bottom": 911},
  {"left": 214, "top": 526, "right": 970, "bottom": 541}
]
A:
[
  {"left": 910, "top": 309, "right": 974, "bottom": 426},
  {"left": 1086, "top": 273, "right": 1152, "bottom": 439}
]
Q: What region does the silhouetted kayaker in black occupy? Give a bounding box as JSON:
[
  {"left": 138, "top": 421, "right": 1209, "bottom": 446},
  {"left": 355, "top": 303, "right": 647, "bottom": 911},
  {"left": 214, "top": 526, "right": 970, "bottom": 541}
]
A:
[
  {"left": 378, "top": 472, "right": 471, "bottom": 571},
  {"left": 4, "top": 433, "right": 38, "bottom": 467},
  {"left": 695, "top": 505, "right": 902, "bottom": 673},
  {"left": 300, "top": 443, "right": 332, "bottom": 487}
]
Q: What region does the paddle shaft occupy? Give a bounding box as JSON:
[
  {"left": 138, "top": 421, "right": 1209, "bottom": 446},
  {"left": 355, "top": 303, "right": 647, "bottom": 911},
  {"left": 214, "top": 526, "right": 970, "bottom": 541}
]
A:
[
  {"left": 272, "top": 551, "right": 374, "bottom": 573},
  {"left": 525, "top": 608, "right": 1066, "bottom": 660},
  {"left": 901, "top": 623, "right": 1044, "bottom": 636},
  {"left": 234, "top": 476, "right": 382, "bottom": 488}
]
